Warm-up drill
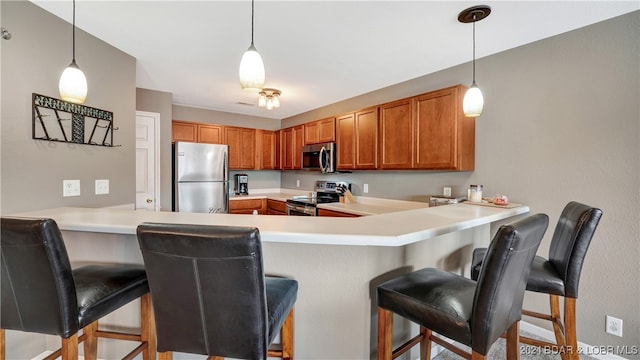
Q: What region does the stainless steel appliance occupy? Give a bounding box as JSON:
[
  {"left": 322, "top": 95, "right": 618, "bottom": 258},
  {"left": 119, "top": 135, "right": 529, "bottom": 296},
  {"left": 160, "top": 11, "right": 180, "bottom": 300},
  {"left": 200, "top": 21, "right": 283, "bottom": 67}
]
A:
[
  {"left": 234, "top": 174, "right": 249, "bottom": 195},
  {"left": 286, "top": 180, "right": 350, "bottom": 216},
  {"left": 301, "top": 142, "right": 336, "bottom": 173},
  {"left": 173, "top": 142, "right": 229, "bottom": 213},
  {"left": 428, "top": 195, "right": 467, "bottom": 207}
]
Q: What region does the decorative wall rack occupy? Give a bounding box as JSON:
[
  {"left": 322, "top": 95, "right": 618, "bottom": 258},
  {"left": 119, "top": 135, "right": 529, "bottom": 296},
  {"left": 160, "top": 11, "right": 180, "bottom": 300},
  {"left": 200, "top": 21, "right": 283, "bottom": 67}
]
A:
[{"left": 32, "top": 93, "right": 119, "bottom": 147}]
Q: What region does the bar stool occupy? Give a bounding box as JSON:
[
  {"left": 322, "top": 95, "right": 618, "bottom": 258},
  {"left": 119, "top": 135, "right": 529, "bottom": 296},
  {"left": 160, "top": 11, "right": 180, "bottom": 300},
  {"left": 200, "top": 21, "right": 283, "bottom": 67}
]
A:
[
  {"left": 470, "top": 201, "right": 602, "bottom": 360},
  {"left": 377, "top": 214, "right": 549, "bottom": 360},
  {"left": 0, "top": 217, "right": 156, "bottom": 360},
  {"left": 136, "top": 223, "right": 298, "bottom": 360}
]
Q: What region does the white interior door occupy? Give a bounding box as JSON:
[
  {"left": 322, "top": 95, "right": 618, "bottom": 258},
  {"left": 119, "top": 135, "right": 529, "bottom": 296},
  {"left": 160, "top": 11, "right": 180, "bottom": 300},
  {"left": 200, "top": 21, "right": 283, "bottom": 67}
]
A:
[{"left": 135, "top": 111, "right": 160, "bottom": 210}]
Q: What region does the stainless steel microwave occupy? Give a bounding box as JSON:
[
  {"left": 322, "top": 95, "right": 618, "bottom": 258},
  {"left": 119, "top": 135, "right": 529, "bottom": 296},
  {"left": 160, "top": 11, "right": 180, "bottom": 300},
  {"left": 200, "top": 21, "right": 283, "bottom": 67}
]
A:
[{"left": 301, "top": 142, "right": 336, "bottom": 173}]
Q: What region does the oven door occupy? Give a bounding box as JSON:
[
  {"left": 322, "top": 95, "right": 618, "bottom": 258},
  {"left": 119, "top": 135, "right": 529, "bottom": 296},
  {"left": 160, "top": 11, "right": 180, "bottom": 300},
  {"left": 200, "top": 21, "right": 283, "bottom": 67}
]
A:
[{"left": 286, "top": 202, "right": 316, "bottom": 216}]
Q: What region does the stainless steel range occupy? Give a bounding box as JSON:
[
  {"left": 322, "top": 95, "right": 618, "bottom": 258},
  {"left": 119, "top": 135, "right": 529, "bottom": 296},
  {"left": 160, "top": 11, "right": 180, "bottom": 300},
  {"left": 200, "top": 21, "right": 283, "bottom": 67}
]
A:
[{"left": 286, "top": 181, "right": 350, "bottom": 216}]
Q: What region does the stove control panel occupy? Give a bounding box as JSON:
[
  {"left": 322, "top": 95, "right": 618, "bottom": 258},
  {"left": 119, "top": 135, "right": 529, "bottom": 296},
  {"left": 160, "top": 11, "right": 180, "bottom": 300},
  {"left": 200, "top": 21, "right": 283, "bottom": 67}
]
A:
[{"left": 315, "top": 180, "right": 350, "bottom": 194}]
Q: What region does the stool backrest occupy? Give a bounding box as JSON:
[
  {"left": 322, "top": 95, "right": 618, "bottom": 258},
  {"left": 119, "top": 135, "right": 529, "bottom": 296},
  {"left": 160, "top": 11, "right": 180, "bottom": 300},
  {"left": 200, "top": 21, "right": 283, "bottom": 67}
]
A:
[
  {"left": 548, "top": 201, "right": 602, "bottom": 298},
  {"left": 136, "top": 223, "right": 269, "bottom": 359},
  {"left": 471, "top": 214, "right": 549, "bottom": 354},
  {"left": 1, "top": 217, "right": 79, "bottom": 337}
]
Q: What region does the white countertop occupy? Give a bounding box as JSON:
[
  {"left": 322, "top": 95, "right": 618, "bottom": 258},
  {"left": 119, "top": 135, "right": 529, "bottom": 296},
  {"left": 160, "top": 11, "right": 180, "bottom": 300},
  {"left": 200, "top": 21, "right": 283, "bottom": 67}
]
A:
[{"left": 11, "top": 203, "right": 529, "bottom": 247}]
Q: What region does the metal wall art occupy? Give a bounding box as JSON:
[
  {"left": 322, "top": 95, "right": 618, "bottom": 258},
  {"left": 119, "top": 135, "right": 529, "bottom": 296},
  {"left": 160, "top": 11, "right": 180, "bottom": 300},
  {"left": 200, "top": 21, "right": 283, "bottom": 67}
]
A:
[{"left": 32, "top": 93, "right": 119, "bottom": 147}]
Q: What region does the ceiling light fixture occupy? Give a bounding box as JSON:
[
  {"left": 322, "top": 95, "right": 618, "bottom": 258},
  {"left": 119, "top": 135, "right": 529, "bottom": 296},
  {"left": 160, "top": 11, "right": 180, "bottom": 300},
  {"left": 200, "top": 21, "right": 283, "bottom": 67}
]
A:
[
  {"left": 238, "top": 0, "right": 265, "bottom": 92},
  {"left": 59, "top": 0, "right": 87, "bottom": 104},
  {"left": 258, "top": 88, "right": 281, "bottom": 110},
  {"left": 458, "top": 5, "right": 491, "bottom": 117}
]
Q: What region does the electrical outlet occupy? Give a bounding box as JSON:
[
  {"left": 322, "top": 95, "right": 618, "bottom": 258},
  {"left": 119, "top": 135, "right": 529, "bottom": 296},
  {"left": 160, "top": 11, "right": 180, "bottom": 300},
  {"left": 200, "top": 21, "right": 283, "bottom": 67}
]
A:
[
  {"left": 95, "top": 179, "right": 109, "bottom": 195},
  {"left": 606, "top": 315, "right": 623, "bottom": 337},
  {"left": 296, "top": 179, "right": 300, "bottom": 187},
  {"left": 363, "top": 184, "right": 369, "bottom": 193},
  {"left": 63, "top": 180, "right": 80, "bottom": 197}
]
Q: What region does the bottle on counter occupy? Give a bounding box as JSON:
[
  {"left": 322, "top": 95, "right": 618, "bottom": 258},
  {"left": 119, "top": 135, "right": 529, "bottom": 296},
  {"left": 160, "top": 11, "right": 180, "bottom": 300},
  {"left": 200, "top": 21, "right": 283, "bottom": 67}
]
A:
[{"left": 468, "top": 184, "right": 483, "bottom": 203}]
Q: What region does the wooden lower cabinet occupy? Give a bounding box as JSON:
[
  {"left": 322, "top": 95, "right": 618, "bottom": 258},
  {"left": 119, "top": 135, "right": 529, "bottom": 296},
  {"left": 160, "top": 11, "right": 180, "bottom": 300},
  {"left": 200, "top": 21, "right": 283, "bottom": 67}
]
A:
[
  {"left": 317, "top": 208, "right": 360, "bottom": 217},
  {"left": 266, "top": 199, "right": 287, "bottom": 215},
  {"left": 229, "top": 198, "right": 266, "bottom": 214}
]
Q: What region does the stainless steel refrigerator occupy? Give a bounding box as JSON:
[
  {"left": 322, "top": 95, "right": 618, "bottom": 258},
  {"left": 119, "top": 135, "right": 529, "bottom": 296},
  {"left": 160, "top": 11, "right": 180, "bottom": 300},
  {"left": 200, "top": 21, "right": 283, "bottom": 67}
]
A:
[{"left": 173, "top": 142, "right": 229, "bottom": 213}]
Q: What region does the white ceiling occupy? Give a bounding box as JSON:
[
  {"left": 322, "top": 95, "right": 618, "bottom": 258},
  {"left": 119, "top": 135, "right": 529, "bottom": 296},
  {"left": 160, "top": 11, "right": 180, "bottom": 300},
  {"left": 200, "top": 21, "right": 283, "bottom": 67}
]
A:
[{"left": 32, "top": 1, "right": 639, "bottom": 120}]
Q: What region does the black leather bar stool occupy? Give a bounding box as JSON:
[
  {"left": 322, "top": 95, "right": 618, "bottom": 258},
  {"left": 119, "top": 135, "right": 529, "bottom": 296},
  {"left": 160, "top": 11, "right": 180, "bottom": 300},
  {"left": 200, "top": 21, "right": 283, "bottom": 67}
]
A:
[
  {"left": 470, "top": 201, "right": 602, "bottom": 360},
  {"left": 136, "top": 223, "right": 298, "bottom": 360},
  {"left": 377, "top": 214, "right": 549, "bottom": 360},
  {"left": 0, "top": 217, "right": 156, "bottom": 360}
]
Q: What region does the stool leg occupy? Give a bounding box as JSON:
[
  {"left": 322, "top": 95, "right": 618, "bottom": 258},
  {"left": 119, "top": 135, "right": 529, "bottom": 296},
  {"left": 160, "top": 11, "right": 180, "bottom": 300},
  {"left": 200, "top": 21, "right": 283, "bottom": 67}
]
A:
[
  {"left": 471, "top": 351, "right": 486, "bottom": 360},
  {"left": 61, "top": 333, "right": 79, "bottom": 360},
  {"left": 1, "top": 328, "right": 5, "bottom": 360},
  {"left": 82, "top": 321, "right": 98, "bottom": 360},
  {"left": 565, "top": 298, "right": 579, "bottom": 360},
  {"left": 549, "top": 295, "right": 568, "bottom": 360},
  {"left": 158, "top": 352, "right": 172, "bottom": 360},
  {"left": 420, "top": 327, "right": 431, "bottom": 360},
  {"left": 281, "top": 307, "right": 295, "bottom": 360},
  {"left": 505, "top": 321, "right": 520, "bottom": 360},
  {"left": 140, "top": 293, "right": 157, "bottom": 360},
  {"left": 377, "top": 308, "right": 393, "bottom": 360}
]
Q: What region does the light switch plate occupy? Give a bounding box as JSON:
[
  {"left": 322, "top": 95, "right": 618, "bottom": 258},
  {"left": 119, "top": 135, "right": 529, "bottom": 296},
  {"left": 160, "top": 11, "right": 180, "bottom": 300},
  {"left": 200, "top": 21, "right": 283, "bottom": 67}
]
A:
[
  {"left": 63, "top": 180, "right": 81, "bottom": 197},
  {"left": 95, "top": 179, "right": 109, "bottom": 195}
]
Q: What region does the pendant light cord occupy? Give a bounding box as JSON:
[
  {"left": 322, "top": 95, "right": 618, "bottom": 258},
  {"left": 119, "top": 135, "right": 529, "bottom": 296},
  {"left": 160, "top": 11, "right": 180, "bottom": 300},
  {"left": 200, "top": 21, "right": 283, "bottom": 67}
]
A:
[
  {"left": 472, "top": 14, "right": 476, "bottom": 83},
  {"left": 72, "top": 0, "right": 76, "bottom": 62},
  {"left": 250, "top": 0, "right": 255, "bottom": 46}
]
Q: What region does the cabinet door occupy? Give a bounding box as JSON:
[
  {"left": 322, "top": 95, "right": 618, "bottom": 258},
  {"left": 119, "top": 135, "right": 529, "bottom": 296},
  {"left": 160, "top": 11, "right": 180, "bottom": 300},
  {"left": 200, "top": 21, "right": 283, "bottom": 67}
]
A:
[
  {"left": 258, "top": 130, "right": 276, "bottom": 170},
  {"left": 318, "top": 117, "right": 336, "bottom": 143},
  {"left": 225, "top": 127, "right": 255, "bottom": 170},
  {"left": 229, "top": 198, "right": 266, "bottom": 214},
  {"left": 172, "top": 121, "right": 197, "bottom": 143},
  {"left": 355, "top": 108, "right": 378, "bottom": 169},
  {"left": 336, "top": 113, "right": 355, "bottom": 169},
  {"left": 283, "top": 127, "right": 294, "bottom": 169},
  {"left": 379, "top": 99, "right": 413, "bottom": 169},
  {"left": 267, "top": 199, "right": 287, "bottom": 215},
  {"left": 414, "top": 85, "right": 473, "bottom": 170},
  {"left": 198, "top": 124, "right": 223, "bottom": 144},
  {"left": 293, "top": 125, "right": 304, "bottom": 169},
  {"left": 304, "top": 121, "right": 320, "bottom": 145}
]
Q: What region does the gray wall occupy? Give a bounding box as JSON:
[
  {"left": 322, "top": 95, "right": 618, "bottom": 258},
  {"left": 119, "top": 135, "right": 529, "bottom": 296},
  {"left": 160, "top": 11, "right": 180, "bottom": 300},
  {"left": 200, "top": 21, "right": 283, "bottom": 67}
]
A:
[
  {"left": 1, "top": 1, "right": 136, "bottom": 215},
  {"left": 284, "top": 11, "right": 640, "bottom": 351},
  {"left": 1, "top": 1, "right": 136, "bottom": 358}
]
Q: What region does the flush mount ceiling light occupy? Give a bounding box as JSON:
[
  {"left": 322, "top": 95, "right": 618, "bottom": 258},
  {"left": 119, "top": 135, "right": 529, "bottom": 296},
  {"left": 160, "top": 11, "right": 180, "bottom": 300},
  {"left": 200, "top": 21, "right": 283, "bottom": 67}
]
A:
[
  {"left": 258, "top": 88, "right": 281, "bottom": 110},
  {"left": 59, "top": 0, "right": 87, "bottom": 104},
  {"left": 238, "top": 0, "right": 265, "bottom": 92},
  {"left": 458, "top": 5, "right": 491, "bottom": 117}
]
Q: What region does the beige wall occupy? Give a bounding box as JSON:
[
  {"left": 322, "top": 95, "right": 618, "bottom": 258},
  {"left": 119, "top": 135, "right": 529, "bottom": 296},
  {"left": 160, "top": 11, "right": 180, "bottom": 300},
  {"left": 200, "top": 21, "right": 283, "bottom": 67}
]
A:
[
  {"left": 284, "top": 11, "right": 640, "bottom": 351},
  {"left": 1, "top": 1, "right": 136, "bottom": 215}
]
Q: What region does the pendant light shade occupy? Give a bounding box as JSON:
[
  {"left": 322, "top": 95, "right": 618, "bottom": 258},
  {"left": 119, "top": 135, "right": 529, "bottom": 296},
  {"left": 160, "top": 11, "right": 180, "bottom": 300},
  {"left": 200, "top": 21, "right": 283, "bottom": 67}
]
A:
[
  {"left": 458, "top": 5, "right": 491, "bottom": 118},
  {"left": 463, "top": 82, "right": 484, "bottom": 117},
  {"left": 239, "top": 44, "right": 265, "bottom": 92},
  {"left": 59, "top": 0, "right": 87, "bottom": 104},
  {"left": 239, "top": 0, "right": 265, "bottom": 92}
]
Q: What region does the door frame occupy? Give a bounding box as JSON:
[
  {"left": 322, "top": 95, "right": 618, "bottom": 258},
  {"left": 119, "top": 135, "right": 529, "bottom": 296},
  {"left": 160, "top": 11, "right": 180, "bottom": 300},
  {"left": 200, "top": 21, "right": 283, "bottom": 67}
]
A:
[{"left": 136, "top": 111, "right": 161, "bottom": 211}]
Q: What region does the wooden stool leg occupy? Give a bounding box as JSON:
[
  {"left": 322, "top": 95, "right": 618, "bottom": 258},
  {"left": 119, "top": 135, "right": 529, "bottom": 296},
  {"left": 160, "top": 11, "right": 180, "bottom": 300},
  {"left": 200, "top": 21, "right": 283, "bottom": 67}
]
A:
[
  {"left": 505, "top": 321, "right": 520, "bottom": 360},
  {"left": 549, "top": 295, "right": 568, "bottom": 360},
  {"left": 158, "top": 351, "right": 173, "bottom": 360},
  {"left": 377, "top": 308, "right": 393, "bottom": 360},
  {"left": 471, "top": 351, "right": 486, "bottom": 360},
  {"left": 82, "top": 321, "right": 98, "bottom": 360},
  {"left": 420, "top": 327, "right": 431, "bottom": 360},
  {"left": 61, "top": 333, "right": 79, "bottom": 360},
  {"left": 140, "top": 293, "right": 157, "bottom": 360},
  {"left": 564, "top": 298, "right": 579, "bottom": 360},
  {"left": 1, "top": 328, "right": 5, "bottom": 360},
  {"left": 281, "top": 307, "right": 295, "bottom": 360}
]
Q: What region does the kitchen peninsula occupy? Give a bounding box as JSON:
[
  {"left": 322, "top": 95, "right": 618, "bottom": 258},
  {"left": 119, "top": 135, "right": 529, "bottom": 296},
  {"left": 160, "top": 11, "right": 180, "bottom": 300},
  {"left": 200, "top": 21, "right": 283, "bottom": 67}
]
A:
[{"left": 14, "top": 202, "right": 528, "bottom": 360}]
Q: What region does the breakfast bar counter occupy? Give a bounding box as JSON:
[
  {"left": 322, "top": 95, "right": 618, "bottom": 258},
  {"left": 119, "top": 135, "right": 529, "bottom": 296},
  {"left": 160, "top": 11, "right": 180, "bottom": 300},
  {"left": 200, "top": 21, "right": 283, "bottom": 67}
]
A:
[{"left": 12, "top": 203, "right": 528, "bottom": 360}]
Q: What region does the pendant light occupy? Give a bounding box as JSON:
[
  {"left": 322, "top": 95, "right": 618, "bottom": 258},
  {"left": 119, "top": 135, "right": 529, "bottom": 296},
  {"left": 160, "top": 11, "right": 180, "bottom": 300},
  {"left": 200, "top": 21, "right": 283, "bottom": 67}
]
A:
[
  {"left": 238, "top": 0, "right": 265, "bottom": 92},
  {"left": 59, "top": 0, "right": 87, "bottom": 104},
  {"left": 458, "top": 5, "right": 491, "bottom": 117}
]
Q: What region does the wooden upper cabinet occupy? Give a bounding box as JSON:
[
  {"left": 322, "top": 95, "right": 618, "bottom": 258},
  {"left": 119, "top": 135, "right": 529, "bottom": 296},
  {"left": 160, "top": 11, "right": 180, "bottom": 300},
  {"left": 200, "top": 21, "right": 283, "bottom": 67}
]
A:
[
  {"left": 274, "top": 130, "right": 282, "bottom": 170},
  {"left": 172, "top": 120, "right": 197, "bottom": 143},
  {"left": 414, "top": 85, "right": 474, "bottom": 170},
  {"left": 379, "top": 98, "right": 413, "bottom": 169},
  {"left": 198, "top": 124, "right": 223, "bottom": 144},
  {"left": 224, "top": 126, "right": 256, "bottom": 170},
  {"left": 336, "top": 108, "right": 378, "bottom": 170},
  {"left": 257, "top": 130, "right": 276, "bottom": 170},
  {"left": 304, "top": 117, "right": 336, "bottom": 145},
  {"left": 282, "top": 125, "right": 303, "bottom": 170}
]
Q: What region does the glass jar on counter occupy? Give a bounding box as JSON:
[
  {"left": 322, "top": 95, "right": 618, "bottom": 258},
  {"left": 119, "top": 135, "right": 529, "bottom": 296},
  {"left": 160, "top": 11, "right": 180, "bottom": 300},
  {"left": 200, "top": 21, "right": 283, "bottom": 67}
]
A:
[{"left": 468, "top": 184, "right": 483, "bottom": 203}]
